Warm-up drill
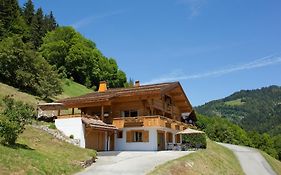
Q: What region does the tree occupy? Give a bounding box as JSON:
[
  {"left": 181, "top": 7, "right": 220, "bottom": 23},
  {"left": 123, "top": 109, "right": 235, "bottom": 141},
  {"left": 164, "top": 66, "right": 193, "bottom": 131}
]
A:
[
  {"left": 0, "top": 96, "right": 34, "bottom": 145},
  {"left": 30, "top": 7, "right": 45, "bottom": 48},
  {"left": 40, "top": 26, "right": 127, "bottom": 89},
  {"left": 0, "top": 35, "right": 62, "bottom": 98},
  {"left": 22, "top": 0, "right": 34, "bottom": 25},
  {"left": 0, "top": 0, "right": 28, "bottom": 39},
  {"left": 0, "top": 0, "right": 21, "bottom": 30},
  {"left": 44, "top": 11, "right": 57, "bottom": 31}
]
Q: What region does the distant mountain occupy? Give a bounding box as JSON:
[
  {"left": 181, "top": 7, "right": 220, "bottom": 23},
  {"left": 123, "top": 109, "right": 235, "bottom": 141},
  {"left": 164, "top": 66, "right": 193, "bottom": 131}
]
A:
[{"left": 195, "top": 85, "right": 281, "bottom": 135}]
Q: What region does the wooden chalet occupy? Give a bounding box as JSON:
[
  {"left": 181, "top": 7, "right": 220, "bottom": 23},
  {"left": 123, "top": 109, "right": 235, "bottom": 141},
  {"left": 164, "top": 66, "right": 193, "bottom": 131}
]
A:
[{"left": 38, "top": 81, "right": 196, "bottom": 151}]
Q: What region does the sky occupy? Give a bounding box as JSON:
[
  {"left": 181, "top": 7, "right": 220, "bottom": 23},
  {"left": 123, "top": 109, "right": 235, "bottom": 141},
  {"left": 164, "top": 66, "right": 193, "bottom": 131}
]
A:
[{"left": 19, "top": 0, "right": 281, "bottom": 106}]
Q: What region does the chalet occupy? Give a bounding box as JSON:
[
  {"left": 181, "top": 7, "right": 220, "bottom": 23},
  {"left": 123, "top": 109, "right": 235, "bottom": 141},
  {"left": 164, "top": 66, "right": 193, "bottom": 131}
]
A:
[{"left": 37, "top": 81, "right": 197, "bottom": 151}]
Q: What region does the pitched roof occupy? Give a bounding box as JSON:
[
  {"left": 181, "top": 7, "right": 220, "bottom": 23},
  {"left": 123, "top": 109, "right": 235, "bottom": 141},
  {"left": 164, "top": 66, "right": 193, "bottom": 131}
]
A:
[
  {"left": 82, "top": 117, "right": 117, "bottom": 130},
  {"left": 57, "top": 81, "right": 193, "bottom": 112}
]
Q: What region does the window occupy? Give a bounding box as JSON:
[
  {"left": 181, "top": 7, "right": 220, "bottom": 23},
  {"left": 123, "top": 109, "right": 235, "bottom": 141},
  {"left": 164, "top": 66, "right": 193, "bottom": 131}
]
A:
[
  {"left": 124, "top": 111, "right": 130, "bottom": 117},
  {"left": 122, "top": 110, "right": 138, "bottom": 117},
  {"left": 133, "top": 131, "right": 143, "bottom": 142},
  {"left": 130, "top": 110, "right": 138, "bottom": 117},
  {"left": 117, "top": 131, "right": 123, "bottom": 138},
  {"left": 126, "top": 130, "right": 149, "bottom": 142}
]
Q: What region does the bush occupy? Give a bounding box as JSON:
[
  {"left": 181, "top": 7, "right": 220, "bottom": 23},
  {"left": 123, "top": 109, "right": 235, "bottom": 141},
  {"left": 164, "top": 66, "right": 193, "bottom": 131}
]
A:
[
  {"left": 69, "top": 134, "right": 74, "bottom": 139},
  {"left": 0, "top": 96, "right": 34, "bottom": 145},
  {"left": 182, "top": 134, "right": 207, "bottom": 149},
  {"left": 48, "top": 123, "right": 56, "bottom": 129}
]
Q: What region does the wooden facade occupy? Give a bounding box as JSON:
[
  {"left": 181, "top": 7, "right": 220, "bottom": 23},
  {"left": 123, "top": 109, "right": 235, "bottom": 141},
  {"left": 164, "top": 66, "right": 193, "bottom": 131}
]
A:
[{"left": 52, "top": 81, "right": 196, "bottom": 151}]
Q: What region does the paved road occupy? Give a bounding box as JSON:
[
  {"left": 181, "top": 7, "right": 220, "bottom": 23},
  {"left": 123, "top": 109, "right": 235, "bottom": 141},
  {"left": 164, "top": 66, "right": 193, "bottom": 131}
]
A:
[
  {"left": 76, "top": 151, "right": 193, "bottom": 175},
  {"left": 219, "top": 143, "right": 277, "bottom": 175}
]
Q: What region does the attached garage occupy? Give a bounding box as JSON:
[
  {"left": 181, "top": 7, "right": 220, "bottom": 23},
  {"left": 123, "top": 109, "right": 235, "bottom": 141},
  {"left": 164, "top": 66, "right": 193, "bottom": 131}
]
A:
[
  {"left": 85, "top": 128, "right": 106, "bottom": 151},
  {"left": 82, "top": 117, "right": 117, "bottom": 151}
]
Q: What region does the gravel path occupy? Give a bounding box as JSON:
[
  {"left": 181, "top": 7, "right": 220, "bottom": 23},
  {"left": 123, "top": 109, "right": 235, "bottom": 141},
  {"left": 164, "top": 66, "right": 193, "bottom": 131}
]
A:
[
  {"left": 219, "top": 143, "right": 277, "bottom": 175},
  {"left": 76, "top": 151, "right": 193, "bottom": 175}
]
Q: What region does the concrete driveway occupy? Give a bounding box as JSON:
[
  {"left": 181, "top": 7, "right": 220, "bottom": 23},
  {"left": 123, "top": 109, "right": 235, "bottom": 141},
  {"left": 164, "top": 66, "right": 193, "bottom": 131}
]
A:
[
  {"left": 219, "top": 143, "right": 277, "bottom": 175},
  {"left": 76, "top": 151, "right": 193, "bottom": 175}
]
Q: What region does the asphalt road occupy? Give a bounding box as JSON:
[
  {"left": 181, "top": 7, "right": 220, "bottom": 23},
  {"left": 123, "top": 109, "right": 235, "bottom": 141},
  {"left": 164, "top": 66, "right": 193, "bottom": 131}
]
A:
[
  {"left": 219, "top": 143, "right": 277, "bottom": 175},
  {"left": 76, "top": 151, "right": 193, "bottom": 175}
]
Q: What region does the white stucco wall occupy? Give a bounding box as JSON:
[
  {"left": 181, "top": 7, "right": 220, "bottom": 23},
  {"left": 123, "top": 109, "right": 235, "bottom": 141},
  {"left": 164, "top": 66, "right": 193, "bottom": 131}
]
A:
[
  {"left": 55, "top": 117, "right": 85, "bottom": 148},
  {"left": 115, "top": 127, "right": 158, "bottom": 151},
  {"left": 115, "top": 127, "right": 179, "bottom": 151}
]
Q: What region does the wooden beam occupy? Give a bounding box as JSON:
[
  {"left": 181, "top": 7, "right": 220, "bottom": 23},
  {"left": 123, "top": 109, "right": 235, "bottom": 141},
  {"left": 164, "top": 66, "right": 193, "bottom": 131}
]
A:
[{"left": 101, "top": 105, "right": 104, "bottom": 121}]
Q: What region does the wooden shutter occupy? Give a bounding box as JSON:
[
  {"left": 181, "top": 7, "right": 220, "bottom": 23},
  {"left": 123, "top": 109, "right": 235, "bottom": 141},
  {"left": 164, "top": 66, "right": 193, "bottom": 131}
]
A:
[
  {"left": 126, "top": 131, "right": 132, "bottom": 142},
  {"left": 143, "top": 130, "right": 149, "bottom": 142}
]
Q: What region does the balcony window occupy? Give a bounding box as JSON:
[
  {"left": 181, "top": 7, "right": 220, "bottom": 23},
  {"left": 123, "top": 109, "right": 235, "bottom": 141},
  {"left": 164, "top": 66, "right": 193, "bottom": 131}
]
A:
[{"left": 122, "top": 110, "right": 138, "bottom": 117}]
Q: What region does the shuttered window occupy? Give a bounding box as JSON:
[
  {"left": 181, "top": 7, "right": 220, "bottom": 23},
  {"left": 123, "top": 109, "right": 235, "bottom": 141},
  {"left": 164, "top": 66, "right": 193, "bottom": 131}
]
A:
[{"left": 126, "top": 130, "right": 149, "bottom": 142}]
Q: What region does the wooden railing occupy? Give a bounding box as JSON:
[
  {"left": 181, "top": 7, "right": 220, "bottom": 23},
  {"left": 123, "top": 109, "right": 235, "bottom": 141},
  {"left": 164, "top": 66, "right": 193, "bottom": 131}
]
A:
[
  {"left": 112, "top": 115, "right": 192, "bottom": 130},
  {"left": 57, "top": 114, "right": 82, "bottom": 119}
]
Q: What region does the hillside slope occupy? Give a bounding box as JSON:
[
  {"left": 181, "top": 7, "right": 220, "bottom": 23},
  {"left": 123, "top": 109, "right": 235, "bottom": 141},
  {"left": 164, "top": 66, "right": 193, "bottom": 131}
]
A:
[
  {"left": 0, "top": 79, "right": 92, "bottom": 107},
  {"left": 148, "top": 140, "right": 244, "bottom": 175},
  {"left": 196, "top": 85, "right": 281, "bottom": 135},
  {"left": 0, "top": 126, "right": 95, "bottom": 175},
  {"left": 0, "top": 82, "right": 42, "bottom": 108},
  {"left": 54, "top": 79, "right": 93, "bottom": 100}
]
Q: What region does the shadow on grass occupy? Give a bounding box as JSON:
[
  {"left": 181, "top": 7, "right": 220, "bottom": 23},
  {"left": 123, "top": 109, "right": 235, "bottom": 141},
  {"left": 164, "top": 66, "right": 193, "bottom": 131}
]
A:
[{"left": 3, "top": 143, "right": 34, "bottom": 150}]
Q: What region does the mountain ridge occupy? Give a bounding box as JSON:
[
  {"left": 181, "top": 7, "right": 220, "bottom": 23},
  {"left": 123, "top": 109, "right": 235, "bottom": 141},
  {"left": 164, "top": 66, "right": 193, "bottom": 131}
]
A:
[{"left": 195, "top": 85, "right": 281, "bottom": 135}]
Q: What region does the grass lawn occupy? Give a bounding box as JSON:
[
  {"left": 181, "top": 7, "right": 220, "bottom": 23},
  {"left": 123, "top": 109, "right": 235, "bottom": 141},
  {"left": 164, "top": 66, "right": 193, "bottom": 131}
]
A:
[
  {"left": 0, "top": 83, "right": 43, "bottom": 109},
  {"left": 148, "top": 140, "right": 244, "bottom": 175},
  {"left": 0, "top": 126, "right": 95, "bottom": 175},
  {"left": 0, "top": 79, "right": 92, "bottom": 108},
  {"left": 54, "top": 79, "right": 92, "bottom": 100},
  {"left": 260, "top": 151, "right": 281, "bottom": 175}
]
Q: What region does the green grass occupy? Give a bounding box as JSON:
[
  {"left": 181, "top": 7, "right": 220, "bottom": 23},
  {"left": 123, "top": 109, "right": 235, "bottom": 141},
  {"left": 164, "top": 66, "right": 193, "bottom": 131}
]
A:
[
  {"left": 54, "top": 79, "right": 93, "bottom": 100},
  {"left": 225, "top": 99, "right": 244, "bottom": 106},
  {"left": 0, "top": 82, "right": 43, "bottom": 108},
  {"left": 148, "top": 140, "right": 244, "bottom": 175},
  {"left": 0, "top": 126, "right": 95, "bottom": 175},
  {"left": 0, "top": 79, "right": 92, "bottom": 107},
  {"left": 260, "top": 151, "right": 281, "bottom": 175}
]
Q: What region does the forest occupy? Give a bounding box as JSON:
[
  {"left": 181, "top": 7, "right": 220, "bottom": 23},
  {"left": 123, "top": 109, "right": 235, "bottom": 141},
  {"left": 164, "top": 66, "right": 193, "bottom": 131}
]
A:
[
  {"left": 0, "top": 0, "right": 127, "bottom": 99},
  {"left": 195, "top": 86, "right": 281, "bottom": 160}
]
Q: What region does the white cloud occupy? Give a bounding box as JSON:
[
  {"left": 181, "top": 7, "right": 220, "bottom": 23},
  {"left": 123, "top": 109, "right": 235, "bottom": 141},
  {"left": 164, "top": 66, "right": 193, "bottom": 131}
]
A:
[
  {"left": 144, "top": 55, "right": 281, "bottom": 84},
  {"left": 71, "top": 10, "right": 125, "bottom": 29}
]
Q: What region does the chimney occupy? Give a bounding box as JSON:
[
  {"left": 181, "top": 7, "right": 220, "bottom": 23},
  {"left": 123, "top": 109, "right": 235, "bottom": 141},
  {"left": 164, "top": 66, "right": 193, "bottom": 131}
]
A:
[
  {"left": 135, "top": 80, "right": 140, "bottom": 87},
  {"left": 98, "top": 81, "right": 107, "bottom": 92}
]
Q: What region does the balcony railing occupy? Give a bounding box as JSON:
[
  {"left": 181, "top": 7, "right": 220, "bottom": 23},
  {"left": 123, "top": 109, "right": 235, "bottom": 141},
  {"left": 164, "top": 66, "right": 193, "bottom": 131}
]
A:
[{"left": 113, "top": 115, "right": 192, "bottom": 130}]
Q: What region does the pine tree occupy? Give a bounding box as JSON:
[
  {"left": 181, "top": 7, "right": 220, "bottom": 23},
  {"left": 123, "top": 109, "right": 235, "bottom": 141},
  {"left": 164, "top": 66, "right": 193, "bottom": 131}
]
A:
[
  {"left": 0, "top": 0, "right": 21, "bottom": 37},
  {"left": 48, "top": 11, "right": 58, "bottom": 30},
  {"left": 22, "top": 0, "right": 34, "bottom": 25},
  {"left": 30, "top": 7, "right": 45, "bottom": 48},
  {"left": 43, "top": 11, "right": 57, "bottom": 33}
]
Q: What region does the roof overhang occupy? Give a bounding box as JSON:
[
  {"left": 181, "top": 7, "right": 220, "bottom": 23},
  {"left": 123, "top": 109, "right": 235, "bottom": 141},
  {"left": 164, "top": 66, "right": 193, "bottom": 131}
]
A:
[{"left": 37, "top": 103, "right": 68, "bottom": 110}]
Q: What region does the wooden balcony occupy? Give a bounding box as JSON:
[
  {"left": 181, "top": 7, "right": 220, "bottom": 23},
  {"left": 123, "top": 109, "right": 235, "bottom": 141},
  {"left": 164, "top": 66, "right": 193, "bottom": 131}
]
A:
[{"left": 112, "top": 115, "right": 192, "bottom": 130}]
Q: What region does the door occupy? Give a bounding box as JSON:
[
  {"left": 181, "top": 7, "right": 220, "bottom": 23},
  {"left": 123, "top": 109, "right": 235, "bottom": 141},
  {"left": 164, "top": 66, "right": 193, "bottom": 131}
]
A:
[
  {"left": 109, "top": 131, "right": 115, "bottom": 151},
  {"left": 85, "top": 129, "right": 105, "bottom": 151},
  {"left": 157, "top": 131, "right": 165, "bottom": 150}
]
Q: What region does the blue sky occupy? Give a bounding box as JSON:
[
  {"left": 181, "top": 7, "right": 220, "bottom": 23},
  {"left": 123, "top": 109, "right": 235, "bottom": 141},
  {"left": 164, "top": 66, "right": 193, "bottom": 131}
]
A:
[{"left": 20, "top": 0, "right": 281, "bottom": 106}]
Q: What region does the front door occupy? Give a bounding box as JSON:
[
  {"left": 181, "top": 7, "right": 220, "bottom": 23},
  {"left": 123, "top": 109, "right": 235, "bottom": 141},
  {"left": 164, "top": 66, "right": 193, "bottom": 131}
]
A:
[
  {"left": 157, "top": 131, "right": 165, "bottom": 150},
  {"left": 109, "top": 131, "right": 115, "bottom": 151}
]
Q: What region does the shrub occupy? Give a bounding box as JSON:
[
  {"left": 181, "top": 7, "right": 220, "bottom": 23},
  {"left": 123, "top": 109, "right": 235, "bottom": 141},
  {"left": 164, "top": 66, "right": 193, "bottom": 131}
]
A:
[
  {"left": 69, "top": 134, "right": 74, "bottom": 139},
  {"left": 0, "top": 96, "right": 34, "bottom": 145},
  {"left": 48, "top": 123, "right": 56, "bottom": 129},
  {"left": 182, "top": 134, "right": 207, "bottom": 149}
]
